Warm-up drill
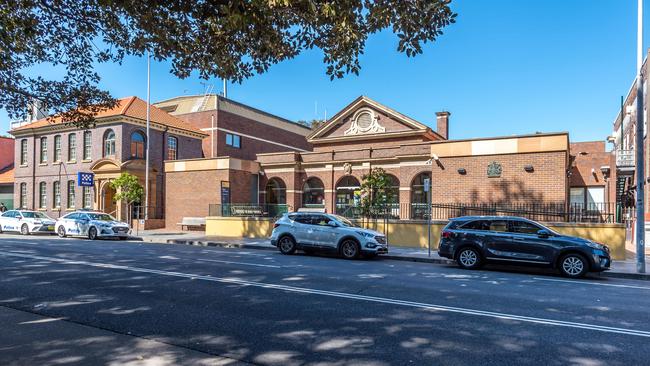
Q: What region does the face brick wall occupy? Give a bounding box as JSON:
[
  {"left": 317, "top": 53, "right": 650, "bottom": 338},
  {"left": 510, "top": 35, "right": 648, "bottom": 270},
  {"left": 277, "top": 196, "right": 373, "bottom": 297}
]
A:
[{"left": 429, "top": 151, "right": 568, "bottom": 204}]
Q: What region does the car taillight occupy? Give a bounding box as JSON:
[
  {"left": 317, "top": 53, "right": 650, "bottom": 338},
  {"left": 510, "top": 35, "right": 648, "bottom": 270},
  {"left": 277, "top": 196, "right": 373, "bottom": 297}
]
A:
[
  {"left": 441, "top": 230, "right": 453, "bottom": 239},
  {"left": 273, "top": 223, "right": 280, "bottom": 229}
]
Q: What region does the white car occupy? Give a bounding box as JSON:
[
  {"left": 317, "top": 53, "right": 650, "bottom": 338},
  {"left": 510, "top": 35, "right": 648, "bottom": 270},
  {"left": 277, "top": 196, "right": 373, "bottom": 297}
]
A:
[
  {"left": 55, "top": 211, "right": 131, "bottom": 240},
  {"left": 0, "top": 210, "right": 57, "bottom": 235}
]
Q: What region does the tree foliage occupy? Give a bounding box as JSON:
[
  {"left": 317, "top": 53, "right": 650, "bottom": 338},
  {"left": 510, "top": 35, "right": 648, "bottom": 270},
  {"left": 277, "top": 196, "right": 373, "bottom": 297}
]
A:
[
  {"left": 110, "top": 173, "right": 144, "bottom": 205},
  {"left": 360, "top": 167, "right": 395, "bottom": 216},
  {"left": 1, "top": 0, "right": 456, "bottom": 128}
]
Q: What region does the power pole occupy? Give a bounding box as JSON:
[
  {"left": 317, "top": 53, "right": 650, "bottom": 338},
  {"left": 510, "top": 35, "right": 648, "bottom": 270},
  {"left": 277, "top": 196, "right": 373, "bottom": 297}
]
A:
[
  {"left": 144, "top": 50, "right": 151, "bottom": 222},
  {"left": 636, "top": 0, "right": 646, "bottom": 273}
]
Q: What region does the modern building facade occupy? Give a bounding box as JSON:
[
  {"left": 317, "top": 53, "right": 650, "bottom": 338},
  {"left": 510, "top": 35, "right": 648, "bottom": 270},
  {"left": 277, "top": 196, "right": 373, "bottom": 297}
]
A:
[
  {"left": 9, "top": 96, "right": 206, "bottom": 222},
  {"left": 153, "top": 94, "right": 312, "bottom": 161}
]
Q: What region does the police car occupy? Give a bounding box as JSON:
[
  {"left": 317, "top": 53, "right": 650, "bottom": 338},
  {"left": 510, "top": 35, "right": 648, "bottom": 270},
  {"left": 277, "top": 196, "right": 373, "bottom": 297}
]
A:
[
  {"left": 0, "top": 210, "right": 57, "bottom": 235},
  {"left": 55, "top": 211, "right": 131, "bottom": 240}
]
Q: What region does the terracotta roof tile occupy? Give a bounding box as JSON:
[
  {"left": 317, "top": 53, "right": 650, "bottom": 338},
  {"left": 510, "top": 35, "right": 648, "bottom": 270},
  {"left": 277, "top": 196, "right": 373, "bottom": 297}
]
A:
[
  {"left": 0, "top": 168, "right": 14, "bottom": 184},
  {"left": 11, "top": 97, "right": 207, "bottom": 136}
]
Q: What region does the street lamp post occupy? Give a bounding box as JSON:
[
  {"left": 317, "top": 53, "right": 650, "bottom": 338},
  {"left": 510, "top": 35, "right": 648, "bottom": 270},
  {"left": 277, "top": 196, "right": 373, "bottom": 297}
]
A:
[
  {"left": 636, "top": 0, "right": 646, "bottom": 273},
  {"left": 144, "top": 50, "right": 151, "bottom": 222}
]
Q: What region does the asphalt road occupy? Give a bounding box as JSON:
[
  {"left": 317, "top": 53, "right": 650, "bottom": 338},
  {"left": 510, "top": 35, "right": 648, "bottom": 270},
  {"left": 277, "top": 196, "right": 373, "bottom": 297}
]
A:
[{"left": 0, "top": 234, "right": 649, "bottom": 365}]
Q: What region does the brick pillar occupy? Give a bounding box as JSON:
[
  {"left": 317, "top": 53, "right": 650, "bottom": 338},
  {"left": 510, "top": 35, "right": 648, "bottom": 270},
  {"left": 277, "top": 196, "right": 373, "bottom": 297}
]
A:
[{"left": 399, "top": 188, "right": 411, "bottom": 220}]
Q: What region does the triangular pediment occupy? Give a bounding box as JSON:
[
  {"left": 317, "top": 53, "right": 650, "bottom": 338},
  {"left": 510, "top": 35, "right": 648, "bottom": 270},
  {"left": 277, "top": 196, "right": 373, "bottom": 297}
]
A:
[{"left": 308, "top": 96, "right": 435, "bottom": 143}]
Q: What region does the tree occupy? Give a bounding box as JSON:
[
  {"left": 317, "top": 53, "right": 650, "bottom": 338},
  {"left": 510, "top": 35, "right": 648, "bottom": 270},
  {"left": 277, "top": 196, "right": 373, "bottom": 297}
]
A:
[
  {"left": 110, "top": 173, "right": 144, "bottom": 221},
  {"left": 1, "top": 1, "right": 456, "bottom": 128},
  {"left": 360, "top": 167, "right": 395, "bottom": 218}
]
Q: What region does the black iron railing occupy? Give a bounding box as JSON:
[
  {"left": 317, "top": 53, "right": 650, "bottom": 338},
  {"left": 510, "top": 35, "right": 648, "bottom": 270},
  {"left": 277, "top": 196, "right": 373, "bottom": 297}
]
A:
[
  {"left": 132, "top": 205, "right": 164, "bottom": 220},
  {"left": 208, "top": 203, "right": 290, "bottom": 218}
]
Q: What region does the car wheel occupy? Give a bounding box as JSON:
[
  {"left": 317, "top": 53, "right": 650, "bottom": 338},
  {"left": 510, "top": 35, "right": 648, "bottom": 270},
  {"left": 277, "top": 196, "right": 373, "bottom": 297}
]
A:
[
  {"left": 20, "top": 224, "right": 30, "bottom": 236},
  {"left": 559, "top": 253, "right": 588, "bottom": 278},
  {"left": 340, "top": 239, "right": 360, "bottom": 260},
  {"left": 57, "top": 226, "right": 66, "bottom": 238},
  {"left": 457, "top": 247, "right": 482, "bottom": 269},
  {"left": 88, "top": 227, "right": 98, "bottom": 240},
  {"left": 278, "top": 236, "right": 296, "bottom": 255}
]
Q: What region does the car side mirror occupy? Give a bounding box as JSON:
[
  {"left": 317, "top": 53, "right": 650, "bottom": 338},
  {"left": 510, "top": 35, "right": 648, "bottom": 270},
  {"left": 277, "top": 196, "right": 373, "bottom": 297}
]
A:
[
  {"left": 327, "top": 221, "right": 338, "bottom": 227},
  {"left": 537, "top": 229, "right": 551, "bottom": 238}
]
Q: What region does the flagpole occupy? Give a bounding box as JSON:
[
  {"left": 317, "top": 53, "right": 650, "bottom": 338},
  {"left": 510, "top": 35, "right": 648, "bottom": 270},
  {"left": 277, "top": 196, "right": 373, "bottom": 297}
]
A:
[
  {"left": 636, "top": 0, "right": 646, "bottom": 273},
  {"left": 144, "top": 50, "right": 151, "bottom": 222}
]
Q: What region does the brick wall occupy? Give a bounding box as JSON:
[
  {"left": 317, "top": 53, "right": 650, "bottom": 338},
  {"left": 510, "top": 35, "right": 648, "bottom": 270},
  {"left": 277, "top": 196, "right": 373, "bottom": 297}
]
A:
[{"left": 0, "top": 137, "right": 15, "bottom": 170}]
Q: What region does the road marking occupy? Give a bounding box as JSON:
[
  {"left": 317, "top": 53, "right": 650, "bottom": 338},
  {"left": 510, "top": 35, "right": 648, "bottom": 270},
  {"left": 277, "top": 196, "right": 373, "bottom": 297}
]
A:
[
  {"left": 533, "top": 277, "right": 650, "bottom": 290},
  {"left": 1, "top": 250, "right": 650, "bottom": 338}
]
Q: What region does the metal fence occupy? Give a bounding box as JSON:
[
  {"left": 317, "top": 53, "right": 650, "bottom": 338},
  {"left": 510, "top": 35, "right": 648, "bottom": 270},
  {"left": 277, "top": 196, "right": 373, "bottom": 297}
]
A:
[
  {"left": 206, "top": 202, "right": 629, "bottom": 224},
  {"left": 132, "top": 205, "right": 164, "bottom": 220},
  {"left": 208, "top": 203, "right": 290, "bottom": 218}
]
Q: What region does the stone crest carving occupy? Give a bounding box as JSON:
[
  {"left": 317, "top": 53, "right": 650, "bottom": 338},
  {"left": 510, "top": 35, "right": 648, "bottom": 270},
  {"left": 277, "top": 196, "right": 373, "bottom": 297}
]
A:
[
  {"left": 487, "top": 161, "right": 502, "bottom": 178},
  {"left": 344, "top": 108, "right": 385, "bottom": 136},
  {"left": 343, "top": 163, "right": 353, "bottom": 175}
]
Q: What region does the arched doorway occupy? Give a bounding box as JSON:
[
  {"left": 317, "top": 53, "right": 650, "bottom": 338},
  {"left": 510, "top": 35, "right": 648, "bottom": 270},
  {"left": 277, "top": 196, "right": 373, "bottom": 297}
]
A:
[
  {"left": 265, "top": 178, "right": 286, "bottom": 216},
  {"left": 335, "top": 175, "right": 361, "bottom": 216},
  {"left": 384, "top": 174, "right": 400, "bottom": 218},
  {"left": 411, "top": 172, "right": 431, "bottom": 219},
  {"left": 302, "top": 177, "right": 325, "bottom": 208}
]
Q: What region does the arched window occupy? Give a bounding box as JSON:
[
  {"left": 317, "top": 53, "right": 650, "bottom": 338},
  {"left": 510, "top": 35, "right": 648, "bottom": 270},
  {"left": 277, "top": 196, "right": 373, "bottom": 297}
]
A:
[
  {"left": 39, "top": 137, "right": 47, "bottom": 163},
  {"left": 384, "top": 174, "right": 400, "bottom": 204},
  {"left": 38, "top": 182, "right": 47, "bottom": 209},
  {"left": 53, "top": 135, "right": 62, "bottom": 162},
  {"left": 302, "top": 177, "right": 325, "bottom": 207},
  {"left": 167, "top": 136, "right": 178, "bottom": 160},
  {"left": 19, "top": 183, "right": 27, "bottom": 209},
  {"left": 410, "top": 172, "right": 431, "bottom": 219},
  {"left": 335, "top": 176, "right": 361, "bottom": 215},
  {"left": 265, "top": 178, "right": 286, "bottom": 205},
  {"left": 68, "top": 134, "right": 77, "bottom": 162},
  {"left": 130, "top": 131, "right": 146, "bottom": 159},
  {"left": 103, "top": 129, "right": 116, "bottom": 157}
]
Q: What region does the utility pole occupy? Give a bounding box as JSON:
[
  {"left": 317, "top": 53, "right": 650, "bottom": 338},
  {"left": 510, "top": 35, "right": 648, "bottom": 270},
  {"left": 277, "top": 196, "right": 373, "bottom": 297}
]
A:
[
  {"left": 636, "top": 0, "right": 646, "bottom": 273},
  {"left": 144, "top": 50, "right": 151, "bottom": 222}
]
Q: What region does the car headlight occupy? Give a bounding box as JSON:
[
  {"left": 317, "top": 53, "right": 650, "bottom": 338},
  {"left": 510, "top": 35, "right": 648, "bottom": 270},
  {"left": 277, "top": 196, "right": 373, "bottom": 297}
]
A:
[
  {"left": 356, "top": 231, "right": 375, "bottom": 239},
  {"left": 585, "top": 241, "right": 604, "bottom": 250}
]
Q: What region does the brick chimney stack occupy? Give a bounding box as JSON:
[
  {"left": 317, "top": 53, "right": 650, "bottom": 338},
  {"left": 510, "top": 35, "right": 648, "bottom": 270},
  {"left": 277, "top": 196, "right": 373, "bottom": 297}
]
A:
[{"left": 436, "top": 111, "right": 450, "bottom": 140}]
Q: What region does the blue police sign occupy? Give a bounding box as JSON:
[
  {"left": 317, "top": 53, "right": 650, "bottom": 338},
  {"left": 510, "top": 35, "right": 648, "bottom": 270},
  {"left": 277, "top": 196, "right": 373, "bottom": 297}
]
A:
[{"left": 77, "top": 172, "right": 94, "bottom": 187}]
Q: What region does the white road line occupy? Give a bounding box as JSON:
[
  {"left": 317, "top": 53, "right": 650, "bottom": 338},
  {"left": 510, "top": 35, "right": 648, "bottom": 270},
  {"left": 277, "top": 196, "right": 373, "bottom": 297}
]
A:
[
  {"left": 533, "top": 277, "right": 650, "bottom": 290},
  {"left": 1, "top": 250, "right": 650, "bottom": 338}
]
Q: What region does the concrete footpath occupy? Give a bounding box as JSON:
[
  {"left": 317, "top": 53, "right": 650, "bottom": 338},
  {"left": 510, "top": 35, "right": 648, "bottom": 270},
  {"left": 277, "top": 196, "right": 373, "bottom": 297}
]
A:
[
  {"left": 137, "top": 230, "right": 650, "bottom": 281},
  {"left": 0, "top": 305, "right": 243, "bottom": 366}
]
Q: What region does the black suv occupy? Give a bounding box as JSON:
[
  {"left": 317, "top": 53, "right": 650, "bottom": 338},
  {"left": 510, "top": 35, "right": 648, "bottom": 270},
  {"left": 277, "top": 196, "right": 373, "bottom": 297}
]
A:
[{"left": 438, "top": 216, "right": 611, "bottom": 278}]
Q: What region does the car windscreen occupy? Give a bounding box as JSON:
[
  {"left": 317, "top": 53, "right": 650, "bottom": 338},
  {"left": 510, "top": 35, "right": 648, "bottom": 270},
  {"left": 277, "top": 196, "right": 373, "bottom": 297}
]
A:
[
  {"left": 330, "top": 215, "right": 357, "bottom": 227},
  {"left": 87, "top": 213, "right": 115, "bottom": 221},
  {"left": 21, "top": 212, "right": 48, "bottom": 219}
]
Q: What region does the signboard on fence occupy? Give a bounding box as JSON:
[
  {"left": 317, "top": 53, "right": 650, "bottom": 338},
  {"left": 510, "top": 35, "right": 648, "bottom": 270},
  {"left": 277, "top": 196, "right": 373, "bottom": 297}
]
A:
[{"left": 77, "top": 172, "right": 94, "bottom": 187}]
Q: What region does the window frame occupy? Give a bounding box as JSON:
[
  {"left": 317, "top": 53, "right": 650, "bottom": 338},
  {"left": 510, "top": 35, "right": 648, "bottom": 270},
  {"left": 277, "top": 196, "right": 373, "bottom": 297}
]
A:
[
  {"left": 53, "top": 135, "right": 62, "bottom": 162},
  {"left": 19, "top": 183, "right": 27, "bottom": 209},
  {"left": 103, "top": 129, "right": 116, "bottom": 158},
  {"left": 38, "top": 182, "right": 47, "bottom": 209},
  {"left": 83, "top": 131, "right": 92, "bottom": 160},
  {"left": 53, "top": 181, "right": 61, "bottom": 208},
  {"left": 82, "top": 186, "right": 92, "bottom": 209},
  {"left": 39, "top": 137, "right": 48, "bottom": 164},
  {"left": 167, "top": 136, "right": 178, "bottom": 160},
  {"left": 226, "top": 133, "right": 241, "bottom": 149},
  {"left": 509, "top": 220, "right": 543, "bottom": 235},
  {"left": 67, "top": 181, "right": 76, "bottom": 209},
  {"left": 130, "top": 131, "right": 146, "bottom": 159},
  {"left": 20, "top": 139, "right": 28, "bottom": 166},
  {"left": 68, "top": 133, "right": 77, "bottom": 162}
]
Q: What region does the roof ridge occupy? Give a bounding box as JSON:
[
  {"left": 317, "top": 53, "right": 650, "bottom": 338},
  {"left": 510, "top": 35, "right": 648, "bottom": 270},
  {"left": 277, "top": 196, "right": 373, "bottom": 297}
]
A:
[{"left": 120, "top": 96, "right": 138, "bottom": 115}]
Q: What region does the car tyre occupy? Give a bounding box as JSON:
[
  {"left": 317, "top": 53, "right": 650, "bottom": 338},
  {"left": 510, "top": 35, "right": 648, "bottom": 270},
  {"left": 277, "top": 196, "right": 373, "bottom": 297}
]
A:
[
  {"left": 88, "top": 227, "right": 98, "bottom": 241},
  {"left": 456, "top": 247, "right": 482, "bottom": 270},
  {"left": 340, "top": 239, "right": 360, "bottom": 260},
  {"left": 559, "top": 253, "right": 589, "bottom": 278},
  {"left": 57, "top": 226, "right": 66, "bottom": 238},
  {"left": 20, "top": 224, "right": 30, "bottom": 236},
  {"left": 278, "top": 236, "right": 297, "bottom": 255}
]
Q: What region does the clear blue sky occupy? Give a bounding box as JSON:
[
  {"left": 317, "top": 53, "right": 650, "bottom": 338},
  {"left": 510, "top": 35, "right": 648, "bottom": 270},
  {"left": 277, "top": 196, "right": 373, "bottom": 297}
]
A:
[{"left": 1, "top": 0, "right": 648, "bottom": 143}]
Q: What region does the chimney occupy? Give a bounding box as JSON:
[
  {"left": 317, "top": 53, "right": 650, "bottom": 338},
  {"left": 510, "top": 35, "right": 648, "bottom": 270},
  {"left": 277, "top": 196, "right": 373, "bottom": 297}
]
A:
[{"left": 436, "top": 111, "right": 450, "bottom": 140}]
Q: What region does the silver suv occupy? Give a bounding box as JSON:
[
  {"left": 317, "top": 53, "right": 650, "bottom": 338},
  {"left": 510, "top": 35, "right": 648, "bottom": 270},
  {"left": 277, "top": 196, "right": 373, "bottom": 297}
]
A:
[{"left": 270, "top": 212, "right": 388, "bottom": 259}]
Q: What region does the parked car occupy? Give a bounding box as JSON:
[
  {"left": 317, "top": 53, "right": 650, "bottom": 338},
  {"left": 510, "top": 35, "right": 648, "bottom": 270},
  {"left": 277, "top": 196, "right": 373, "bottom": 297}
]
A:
[
  {"left": 270, "top": 212, "right": 388, "bottom": 259},
  {"left": 55, "top": 211, "right": 130, "bottom": 240},
  {"left": 438, "top": 216, "right": 611, "bottom": 278},
  {"left": 0, "top": 210, "right": 57, "bottom": 235}
]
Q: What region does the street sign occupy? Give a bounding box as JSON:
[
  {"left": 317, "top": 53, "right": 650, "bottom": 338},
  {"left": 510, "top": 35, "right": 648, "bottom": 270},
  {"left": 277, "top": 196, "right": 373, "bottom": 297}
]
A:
[{"left": 77, "top": 172, "right": 94, "bottom": 187}]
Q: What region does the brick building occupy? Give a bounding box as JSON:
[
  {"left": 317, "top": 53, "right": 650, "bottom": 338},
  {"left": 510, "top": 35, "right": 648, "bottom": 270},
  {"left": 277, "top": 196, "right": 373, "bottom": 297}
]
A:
[
  {"left": 9, "top": 97, "right": 206, "bottom": 222},
  {"left": 0, "top": 136, "right": 15, "bottom": 210},
  {"left": 165, "top": 95, "right": 616, "bottom": 228},
  {"left": 153, "top": 94, "right": 312, "bottom": 160}
]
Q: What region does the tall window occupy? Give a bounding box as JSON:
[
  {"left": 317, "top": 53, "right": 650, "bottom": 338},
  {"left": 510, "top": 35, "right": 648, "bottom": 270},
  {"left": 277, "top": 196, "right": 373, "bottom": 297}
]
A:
[
  {"left": 20, "top": 183, "right": 27, "bottom": 209},
  {"left": 68, "top": 133, "right": 77, "bottom": 162},
  {"left": 82, "top": 186, "right": 92, "bottom": 209},
  {"left": 302, "top": 177, "right": 325, "bottom": 206},
  {"left": 53, "top": 135, "right": 62, "bottom": 162},
  {"left": 20, "top": 139, "right": 27, "bottom": 165},
  {"left": 83, "top": 131, "right": 92, "bottom": 160},
  {"left": 39, "top": 137, "right": 47, "bottom": 163},
  {"left": 131, "top": 131, "right": 145, "bottom": 158},
  {"left": 39, "top": 182, "right": 47, "bottom": 209},
  {"left": 103, "top": 129, "right": 116, "bottom": 157},
  {"left": 67, "top": 181, "right": 76, "bottom": 209},
  {"left": 226, "top": 133, "right": 241, "bottom": 148},
  {"left": 167, "top": 136, "right": 178, "bottom": 160},
  {"left": 53, "top": 181, "right": 61, "bottom": 208}
]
